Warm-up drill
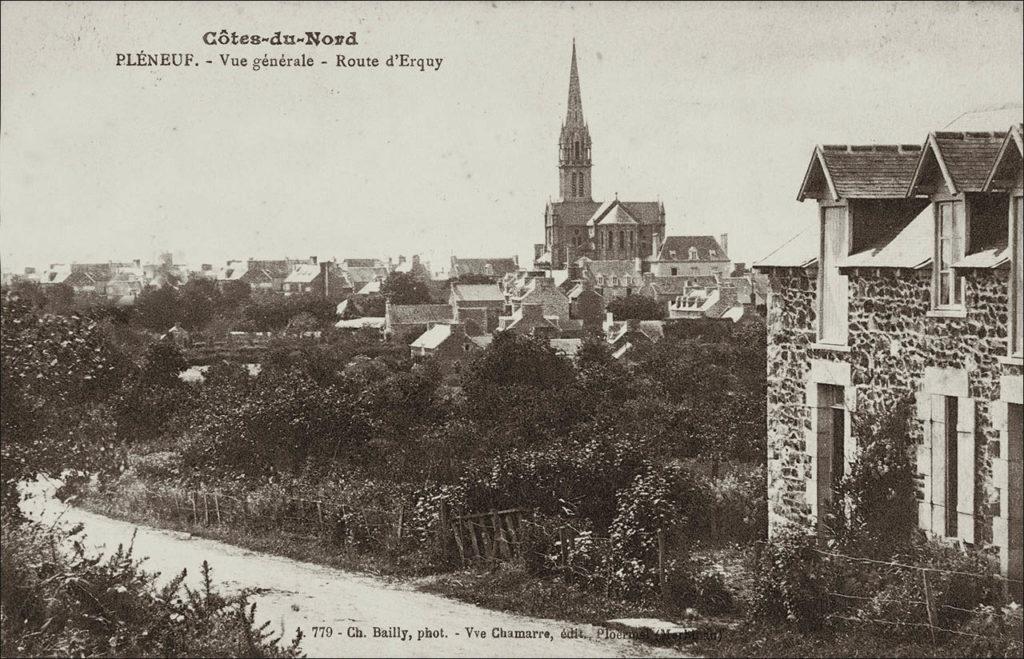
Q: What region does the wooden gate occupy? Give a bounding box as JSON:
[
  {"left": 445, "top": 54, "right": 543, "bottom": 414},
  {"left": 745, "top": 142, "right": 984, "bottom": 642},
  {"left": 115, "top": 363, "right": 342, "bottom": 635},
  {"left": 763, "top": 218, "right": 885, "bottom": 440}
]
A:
[{"left": 445, "top": 508, "right": 526, "bottom": 563}]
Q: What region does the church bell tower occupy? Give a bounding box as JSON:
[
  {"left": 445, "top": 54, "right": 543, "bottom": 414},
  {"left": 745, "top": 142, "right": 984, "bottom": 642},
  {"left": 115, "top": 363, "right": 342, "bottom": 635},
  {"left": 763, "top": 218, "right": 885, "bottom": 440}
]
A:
[{"left": 559, "top": 41, "right": 592, "bottom": 202}]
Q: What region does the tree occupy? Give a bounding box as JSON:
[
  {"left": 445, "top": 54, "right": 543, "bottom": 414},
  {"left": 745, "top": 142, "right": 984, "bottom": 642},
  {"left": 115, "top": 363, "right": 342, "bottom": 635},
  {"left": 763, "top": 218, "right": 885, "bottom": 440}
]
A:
[
  {"left": 381, "top": 271, "right": 432, "bottom": 304},
  {"left": 177, "top": 278, "right": 222, "bottom": 330},
  {"left": 1, "top": 299, "right": 131, "bottom": 516},
  {"left": 135, "top": 285, "right": 180, "bottom": 332},
  {"left": 606, "top": 294, "right": 665, "bottom": 320}
]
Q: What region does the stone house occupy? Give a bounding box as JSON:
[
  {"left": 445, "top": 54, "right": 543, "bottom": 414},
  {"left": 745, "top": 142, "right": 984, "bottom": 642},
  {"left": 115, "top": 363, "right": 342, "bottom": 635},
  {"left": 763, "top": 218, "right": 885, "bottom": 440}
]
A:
[
  {"left": 384, "top": 301, "right": 454, "bottom": 341},
  {"left": 282, "top": 262, "right": 353, "bottom": 300},
  {"left": 756, "top": 127, "right": 1023, "bottom": 581},
  {"left": 649, "top": 235, "right": 732, "bottom": 278},
  {"left": 578, "top": 257, "right": 643, "bottom": 301},
  {"left": 506, "top": 276, "right": 571, "bottom": 321},
  {"left": 409, "top": 322, "right": 481, "bottom": 375},
  {"left": 449, "top": 283, "right": 504, "bottom": 333}
]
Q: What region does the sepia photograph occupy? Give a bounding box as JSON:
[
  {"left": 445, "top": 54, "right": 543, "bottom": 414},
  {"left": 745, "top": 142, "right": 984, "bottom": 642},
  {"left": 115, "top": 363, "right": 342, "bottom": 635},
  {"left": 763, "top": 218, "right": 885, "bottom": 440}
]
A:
[{"left": 1, "top": 1, "right": 1022, "bottom": 657}]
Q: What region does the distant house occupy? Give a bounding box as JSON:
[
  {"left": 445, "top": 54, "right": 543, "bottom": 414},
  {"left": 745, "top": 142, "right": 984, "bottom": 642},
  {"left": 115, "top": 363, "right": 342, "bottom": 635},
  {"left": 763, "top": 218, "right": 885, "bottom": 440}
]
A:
[
  {"left": 385, "top": 301, "right": 454, "bottom": 340},
  {"left": 569, "top": 281, "right": 606, "bottom": 333},
  {"left": 649, "top": 235, "right": 732, "bottom": 278},
  {"left": 450, "top": 256, "right": 519, "bottom": 281},
  {"left": 603, "top": 315, "right": 665, "bottom": 359},
  {"left": 577, "top": 257, "right": 643, "bottom": 300},
  {"left": 507, "top": 276, "right": 571, "bottom": 320},
  {"left": 638, "top": 274, "right": 718, "bottom": 308},
  {"left": 667, "top": 282, "right": 746, "bottom": 322},
  {"left": 450, "top": 283, "right": 505, "bottom": 333},
  {"left": 282, "top": 262, "right": 353, "bottom": 300},
  {"left": 409, "top": 322, "right": 481, "bottom": 374},
  {"left": 498, "top": 302, "right": 561, "bottom": 337},
  {"left": 344, "top": 264, "right": 389, "bottom": 291},
  {"left": 389, "top": 255, "right": 431, "bottom": 281}
]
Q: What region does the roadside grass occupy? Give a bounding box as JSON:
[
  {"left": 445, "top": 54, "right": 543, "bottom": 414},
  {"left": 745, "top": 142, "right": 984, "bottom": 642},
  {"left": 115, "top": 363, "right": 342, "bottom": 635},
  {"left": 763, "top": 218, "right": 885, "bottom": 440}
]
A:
[{"left": 700, "top": 622, "right": 999, "bottom": 658}]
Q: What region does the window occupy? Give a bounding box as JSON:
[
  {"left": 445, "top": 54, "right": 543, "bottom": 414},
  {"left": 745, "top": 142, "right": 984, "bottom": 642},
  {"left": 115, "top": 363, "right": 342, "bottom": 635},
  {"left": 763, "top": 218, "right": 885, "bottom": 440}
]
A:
[
  {"left": 935, "top": 200, "right": 965, "bottom": 308},
  {"left": 1012, "top": 195, "right": 1023, "bottom": 356},
  {"left": 571, "top": 172, "right": 578, "bottom": 197},
  {"left": 944, "top": 397, "right": 958, "bottom": 538},
  {"left": 818, "top": 205, "right": 849, "bottom": 345},
  {"left": 816, "top": 384, "right": 847, "bottom": 526},
  {"left": 574, "top": 140, "right": 580, "bottom": 160},
  {"left": 671, "top": 267, "right": 678, "bottom": 276},
  {"left": 688, "top": 247, "right": 698, "bottom": 260}
]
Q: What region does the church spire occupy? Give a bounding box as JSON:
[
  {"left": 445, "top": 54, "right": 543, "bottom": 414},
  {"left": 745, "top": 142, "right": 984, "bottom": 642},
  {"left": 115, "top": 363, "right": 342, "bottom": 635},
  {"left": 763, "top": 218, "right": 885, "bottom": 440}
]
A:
[
  {"left": 558, "top": 41, "right": 592, "bottom": 203},
  {"left": 566, "top": 39, "right": 584, "bottom": 124}
]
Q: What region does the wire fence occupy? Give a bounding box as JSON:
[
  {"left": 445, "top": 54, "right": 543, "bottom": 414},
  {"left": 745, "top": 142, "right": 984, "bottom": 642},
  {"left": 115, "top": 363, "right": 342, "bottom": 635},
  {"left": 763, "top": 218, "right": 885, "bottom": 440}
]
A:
[{"left": 810, "top": 547, "right": 1023, "bottom": 645}]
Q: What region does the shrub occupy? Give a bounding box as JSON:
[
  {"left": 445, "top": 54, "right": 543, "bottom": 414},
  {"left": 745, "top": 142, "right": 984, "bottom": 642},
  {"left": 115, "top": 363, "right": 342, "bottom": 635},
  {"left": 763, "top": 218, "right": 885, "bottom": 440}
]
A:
[
  {"left": 0, "top": 521, "right": 302, "bottom": 657},
  {"left": 831, "top": 401, "right": 918, "bottom": 558},
  {"left": 665, "top": 556, "right": 736, "bottom": 615},
  {"left": 750, "top": 529, "right": 834, "bottom": 630}
]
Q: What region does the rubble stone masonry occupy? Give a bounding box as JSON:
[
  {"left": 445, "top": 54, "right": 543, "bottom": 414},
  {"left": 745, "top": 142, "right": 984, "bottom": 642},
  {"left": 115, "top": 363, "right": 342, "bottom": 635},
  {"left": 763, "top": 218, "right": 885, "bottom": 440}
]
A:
[{"left": 766, "top": 265, "right": 1022, "bottom": 560}]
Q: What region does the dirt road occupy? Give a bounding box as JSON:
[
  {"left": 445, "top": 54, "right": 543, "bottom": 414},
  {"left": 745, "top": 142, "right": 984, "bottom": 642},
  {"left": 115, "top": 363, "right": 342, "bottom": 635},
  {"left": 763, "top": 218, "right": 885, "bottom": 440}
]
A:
[{"left": 22, "top": 485, "right": 686, "bottom": 658}]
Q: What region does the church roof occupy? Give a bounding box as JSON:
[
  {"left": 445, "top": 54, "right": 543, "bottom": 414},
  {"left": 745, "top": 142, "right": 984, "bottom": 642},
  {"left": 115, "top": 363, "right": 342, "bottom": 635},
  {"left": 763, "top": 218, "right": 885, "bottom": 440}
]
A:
[
  {"left": 565, "top": 40, "right": 584, "bottom": 125},
  {"left": 589, "top": 199, "right": 639, "bottom": 225},
  {"left": 547, "top": 199, "right": 662, "bottom": 226}
]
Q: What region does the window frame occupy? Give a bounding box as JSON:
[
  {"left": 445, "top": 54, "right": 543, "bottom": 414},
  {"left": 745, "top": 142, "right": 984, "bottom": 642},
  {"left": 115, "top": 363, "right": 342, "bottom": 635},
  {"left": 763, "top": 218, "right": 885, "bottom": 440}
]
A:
[
  {"left": 932, "top": 195, "right": 968, "bottom": 311},
  {"left": 817, "top": 201, "right": 850, "bottom": 346},
  {"left": 1010, "top": 192, "right": 1023, "bottom": 357}
]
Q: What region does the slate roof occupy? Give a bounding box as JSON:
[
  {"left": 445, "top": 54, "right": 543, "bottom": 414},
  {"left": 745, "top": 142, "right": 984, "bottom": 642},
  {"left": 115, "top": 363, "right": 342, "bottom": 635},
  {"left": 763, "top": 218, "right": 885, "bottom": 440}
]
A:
[
  {"left": 346, "top": 266, "right": 388, "bottom": 285},
  {"left": 588, "top": 199, "right": 639, "bottom": 226},
  {"left": 451, "top": 257, "right": 519, "bottom": 278},
  {"left": 910, "top": 131, "right": 1008, "bottom": 194},
  {"left": 451, "top": 283, "right": 504, "bottom": 303},
  {"left": 343, "top": 259, "right": 383, "bottom": 268},
  {"left": 548, "top": 200, "right": 663, "bottom": 227},
  {"left": 357, "top": 280, "right": 382, "bottom": 295},
  {"left": 953, "top": 246, "right": 1010, "bottom": 269},
  {"left": 984, "top": 124, "right": 1023, "bottom": 191},
  {"left": 644, "top": 276, "right": 715, "bottom": 297},
  {"left": 284, "top": 264, "right": 320, "bottom": 283},
  {"left": 657, "top": 236, "right": 728, "bottom": 261},
  {"left": 387, "top": 304, "right": 453, "bottom": 326},
  {"left": 579, "top": 259, "right": 642, "bottom": 279},
  {"left": 410, "top": 323, "right": 453, "bottom": 350},
  {"left": 799, "top": 144, "right": 923, "bottom": 200},
  {"left": 754, "top": 230, "right": 819, "bottom": 269},
  {"left": 842, "top": 206, "right": 932, "bottom": 270}
]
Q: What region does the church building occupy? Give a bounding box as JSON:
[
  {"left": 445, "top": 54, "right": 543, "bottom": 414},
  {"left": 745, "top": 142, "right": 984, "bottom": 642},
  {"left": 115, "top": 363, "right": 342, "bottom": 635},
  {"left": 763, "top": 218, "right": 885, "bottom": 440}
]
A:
[{"left": 535, "top": 43, "right": 667, "bottom": 270}]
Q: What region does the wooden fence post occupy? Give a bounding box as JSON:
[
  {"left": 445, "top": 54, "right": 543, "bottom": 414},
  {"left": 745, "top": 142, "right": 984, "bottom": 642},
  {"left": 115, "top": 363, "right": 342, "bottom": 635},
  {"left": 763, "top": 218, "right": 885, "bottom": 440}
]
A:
[
  {"left": 213, "top": 493, "right": 221, "bottom": 525},
  {"left": 657, "top": 529, "right": 667, "bottom": 602},
  {"left": 202, "top": 492, "right": 209, "bottom": 526},
  {"left": 558, "top": 527, "right": 570, "bottom": 582},
  {"left": 921, "top": 568, "right": 937, "bottom": 645},
  {"left": 438, "top": 499, "right": 452, "bottom": 560},
  {"left": 190, "top": 491, "right": 198, "bottom": 524}
]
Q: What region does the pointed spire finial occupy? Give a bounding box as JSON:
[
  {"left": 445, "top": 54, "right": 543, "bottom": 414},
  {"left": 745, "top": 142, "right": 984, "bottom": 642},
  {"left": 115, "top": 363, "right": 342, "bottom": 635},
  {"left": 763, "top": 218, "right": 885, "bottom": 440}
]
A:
[{"left": 566, "top": 41, "right": 583, "bottom": 123}]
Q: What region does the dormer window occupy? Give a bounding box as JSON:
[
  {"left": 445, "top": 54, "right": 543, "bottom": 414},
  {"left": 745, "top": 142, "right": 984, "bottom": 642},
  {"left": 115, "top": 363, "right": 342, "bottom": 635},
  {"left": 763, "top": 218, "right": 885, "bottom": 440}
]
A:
[
  {"left": 818, "top": 204, "right": 849, "bottom": 345},
  {"left": 934, "top": 200, "right": 965, "bottom": 309},
  {"left": 688, "top": 247, "right": 699, "bottom": 260}
]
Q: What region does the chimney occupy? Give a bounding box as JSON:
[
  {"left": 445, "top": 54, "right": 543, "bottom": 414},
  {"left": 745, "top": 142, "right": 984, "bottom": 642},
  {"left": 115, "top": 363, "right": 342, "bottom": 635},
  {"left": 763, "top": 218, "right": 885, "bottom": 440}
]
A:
[
  {"left": 719, "top": 233, "right": 729, "bottom": 257},
  {"left": 310, "top": 255, "right": 318, "bottom": 265},
  {"left": 412, "top": 254, "right": 420, "bottom": 266},
  {"left": 514, "top": 254, "right": 519, "bottom": 267},
  {"left": 652, "top": 233, "right": 661, "bottom": 259},
  {"left": 133, "top": 259, "right": 141, "bottom": 268},
  {"left": 399, "top": 255, "right": 406, "bottom": 265},
  {"left": 321, "top": 262, "right": 331, "bottom": 297}
]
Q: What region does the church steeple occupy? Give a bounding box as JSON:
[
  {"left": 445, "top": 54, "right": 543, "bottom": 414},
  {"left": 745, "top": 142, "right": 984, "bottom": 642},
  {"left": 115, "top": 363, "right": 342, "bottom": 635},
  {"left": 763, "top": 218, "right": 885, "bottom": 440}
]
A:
[
  {"left": 559, "top": 40, "right": 592, "bottom": 202},
  {"left": 566, "top": 40, "right": 584, "bottom": 124}
]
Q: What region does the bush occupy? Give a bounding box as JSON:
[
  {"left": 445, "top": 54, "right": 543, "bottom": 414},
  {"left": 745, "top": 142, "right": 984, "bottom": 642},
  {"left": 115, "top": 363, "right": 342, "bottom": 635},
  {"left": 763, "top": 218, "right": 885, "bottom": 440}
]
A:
[
  {"left": 831, "top": 401, "right": 918, "bottom": 558},
  {"left": 750, "top": 529, "right": 834, "bottom": 630},
  {"left": 665, "top": 557, "right": 736, "bottom": 615},
  {"left": 0, "top": 521, "right": 302, "bottom": 657}
]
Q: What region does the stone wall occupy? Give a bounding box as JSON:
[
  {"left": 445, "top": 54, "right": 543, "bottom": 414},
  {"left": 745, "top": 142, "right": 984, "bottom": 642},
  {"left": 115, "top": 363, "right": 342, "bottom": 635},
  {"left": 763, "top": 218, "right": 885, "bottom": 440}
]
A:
[{"left": 765, "top": 264, "right": 1018, "bottom": 551}]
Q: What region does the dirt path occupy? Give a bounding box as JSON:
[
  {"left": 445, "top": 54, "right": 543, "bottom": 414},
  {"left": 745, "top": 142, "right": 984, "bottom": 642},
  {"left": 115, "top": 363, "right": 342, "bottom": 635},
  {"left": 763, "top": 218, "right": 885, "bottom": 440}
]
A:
[{"left": 22, "top": 485, "right": 687, "bottom": 658}]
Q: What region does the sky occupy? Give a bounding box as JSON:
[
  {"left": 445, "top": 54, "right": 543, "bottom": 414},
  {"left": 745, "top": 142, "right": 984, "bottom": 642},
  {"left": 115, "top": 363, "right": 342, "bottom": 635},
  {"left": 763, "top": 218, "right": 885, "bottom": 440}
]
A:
[{"left": 1, "top": 1, "right": 1022, "bottom": 273}]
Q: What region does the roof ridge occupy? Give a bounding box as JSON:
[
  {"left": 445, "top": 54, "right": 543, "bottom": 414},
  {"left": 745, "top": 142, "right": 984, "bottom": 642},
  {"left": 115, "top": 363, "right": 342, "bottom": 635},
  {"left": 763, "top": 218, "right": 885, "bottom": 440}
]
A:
[
  {"left": 821, "top": 144, "right": 922, "bottom": 153},
  {"left": 933, "top": 130, "right": 1008, "bottom": 140}
]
